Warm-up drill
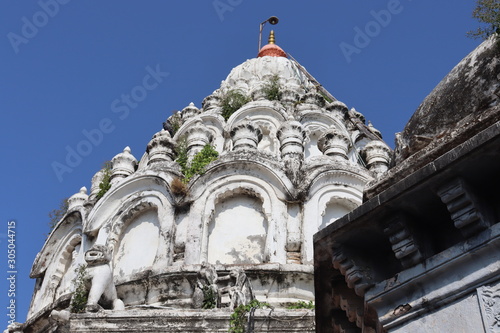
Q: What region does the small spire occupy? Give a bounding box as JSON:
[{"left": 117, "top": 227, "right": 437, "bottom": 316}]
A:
[
  {"left": 268, "top": 30, "right": 276, "bottom": 44},
  {"left": 258, "top": 30, "right": 286, "bottom": 58}
]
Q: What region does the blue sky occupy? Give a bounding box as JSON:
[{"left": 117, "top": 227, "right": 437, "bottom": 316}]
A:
[{"left": 0, "top": 0, "right": 481, "bottom": 326}]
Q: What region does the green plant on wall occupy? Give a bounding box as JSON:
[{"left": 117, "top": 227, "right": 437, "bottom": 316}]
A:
[
  {"left": 70, "top": 264, "right": 89, "bottom": 313},
  {"left": 220, "top": 90, "right": 250, "bottom": 121},
  {"left": 262, "top": 74, "right": 282, "bottom": 101},
  {"left": 175, "top": 140, "right": 219, "bottom": 183},
  {"left": 202, "top": 286, "right": 217, "bottom": 309},
  {"left": 229, "top": 299, "right": 271, "bottom": 333},
  {"left": 96, "top": 161, "right": 112, "bottom": 201},
  {"left": 286, "top": 300, "right": 315, "bottom": 310},
  {"left": 184, "top": 144, "right": 219, "bottom": 182}
]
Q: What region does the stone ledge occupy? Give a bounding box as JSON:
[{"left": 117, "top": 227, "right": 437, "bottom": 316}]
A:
[
  {"left": 365, "top": 222, "right": 500, "bottom": 329},
  {"left": 66, "top": 308, "right": 315, "bottom": 332}
]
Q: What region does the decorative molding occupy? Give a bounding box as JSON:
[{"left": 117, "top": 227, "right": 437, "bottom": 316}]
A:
[
  {"left": 478, "top": 280, "right": 500, "bottom": 333},
  {"left": 437, "top": 177, "right": 491, "bottom": 237},
  {"left": 332, "top": 244, "right": 373, "bottom": 297},
  {"left": 383, "top": 214, "right": 423, "bottom": 268}
]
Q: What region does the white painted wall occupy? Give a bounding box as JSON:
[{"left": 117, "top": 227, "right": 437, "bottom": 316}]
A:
[
  {"left": 113, "top": 209, "right": 160, "bottom": 277},
  {"left": 207, "top": 195, "right": 267, "bottom": 264}
]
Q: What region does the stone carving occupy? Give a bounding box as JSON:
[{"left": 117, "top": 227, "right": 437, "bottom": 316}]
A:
[
  {"left": 317, "top": 128, "right": 351, "bottom": 161},
  {"left": 111, "top": 147, "right": 137, "bottom": 183},
  {"left": 220, "top": 267, "right": 254, "bottom": 310},
  {"left": 185, "top": 120, "right": 213, "bottom": 160},
  {"left": 363, "top": 140, "right": 391, "bottom": 178},
  {"left": 84, "top": 245, "right": 125, "bottom": 312},
  {"left": 67, "top": 187, "right": 88, "bottom": 210},
  {"left": 181, "top": 102, "right": 201, "bottom": 120},
  {"left": 437, "top": 177, "right": 491, "bottom": 237},
  {"left": 193, "top": 262, "right": 220, "bottom": 309},
  {"left": 280, "top": 88, "right": 300, "bottom": 109},
  {"left": 332, "top": 244, "right": 373, "bottom": 297},
  {"left": 332, "top": 281, "right": 364, "bottom": 329},
  {"left": 146, "top": 129, "right": 175, "bottom": 165},
  {"left": 383, "top": 214, "right": 423, "bottom": 268},
  {"left": 202, "top": 94, "right": 221, "bottom": 111},
  {"left": 300, "top": 91, "right": 325, "bottom": 109},
  {"left": 230, "top": 119, "right": 262, "bottom": 151},
  {"left": 49, "top": 309, "right": 70, "bottom": 323},
  {"left": 478, "top": 281, "right": 500, "bottom": 333},
  {"left": 277, "top": 120, "right": 306, "bottom": 184},
  {"left": 326, "top": 101, "right": 349, "bottom": 120}
]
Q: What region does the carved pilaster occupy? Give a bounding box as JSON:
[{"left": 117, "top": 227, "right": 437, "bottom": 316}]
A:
[
  {"left": 437, "top": 178, "right": 491, "bottom": 237},
  {"left": 383, "top": 214, "right": 423, "bottom": 268},
  {"left": 185, "top": 120, "right": 213, "bottom": 160},
  {"left": 230, "top": 119, "right": 262, "bottom": 151},
  {"left": 146, "top": 129, "right": 175, "bottom": 165},
  {"left": 111, "top": 146, "right": 137, "bottom": 183},
  {"left": 363, "top": 140, "right": 391, "bottom": 178},
  {"left": 277, "top": 120, "right": 306, "bottom": 183},
  {"left": 478, "top": 280, "right": 500, "bottom": 333},
  {"left": 332, "top": 244, "right": 373, "bottom": 297},
  {"left": 318, "top": 129, "right": 351, "bottom": 161}
]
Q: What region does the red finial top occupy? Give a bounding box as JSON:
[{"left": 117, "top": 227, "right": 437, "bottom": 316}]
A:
[{"left": 258, "top": 30, "right": 287, "bottom": 58}]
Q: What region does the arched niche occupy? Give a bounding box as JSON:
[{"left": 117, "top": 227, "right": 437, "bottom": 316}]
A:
[
  {"left": 227, "top": 104, "right": 287, "bottom": 129},
  {"left": 207, "top": 194, "right": 268, "bottom": 264},
  {"left": 320, "top": 197, "right": 359, "bottom": 230},
  {"left": 302, "top": 170, "right": 370, "bottom": 264},
  {"left": 300, "top": 112, "right": 350, "bottom": 160},
  {"left": 112, "top": 207, "right": 161, "bottom": 279},
  {"left": 189, "top": 178, "right": 288, "bottom": 265},
  {"left": 256, "top": 121, "right": 279, "bottom": 155},
  {"left": 304, "top": 127, "right": 324, "bottom": 159}
]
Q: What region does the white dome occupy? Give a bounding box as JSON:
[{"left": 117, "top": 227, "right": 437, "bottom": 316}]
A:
[{"left": 219, "top": 56, "right": 315, "bottom": 96}]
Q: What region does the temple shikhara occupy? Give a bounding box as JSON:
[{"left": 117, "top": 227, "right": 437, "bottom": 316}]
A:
[{"left": 7, "top": 20, "right": 500, "bottom": 333}]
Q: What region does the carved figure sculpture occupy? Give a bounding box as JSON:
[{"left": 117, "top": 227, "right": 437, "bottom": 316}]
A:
[
  {"left": 193, "top": 262, "right": 220, "bottom": 309},
  {"left": 220, "top": 267, "right": 254, "bottom": 310},
  {"left": 84, "top": 245, "right": 125, "bottom": 312}
]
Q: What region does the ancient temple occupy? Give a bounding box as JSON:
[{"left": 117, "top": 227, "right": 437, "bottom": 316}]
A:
[
  {"left": 314, "top": 37, "right": 500, "bottom": 332},
  {"left": 9, "top": 30, "right": 390, "bottom": 333}
]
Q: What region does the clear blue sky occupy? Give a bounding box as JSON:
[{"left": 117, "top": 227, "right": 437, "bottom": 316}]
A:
[{"left": 0, "top": 0, "right": 481, "bottom": 326}]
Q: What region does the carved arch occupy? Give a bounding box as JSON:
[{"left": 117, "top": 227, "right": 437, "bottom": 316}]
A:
[
  {"left": 85, "top": 174, "right": 175, "bottom": 235},
  {"left": 226, "top": 104, "right": 288, "bottom": 129},
  {"left": 92, "top": 192, "right": 175, "bottom": 280},
  {"left": 200, "top": 182, "right": 277, "bottom": 264},
  {"left": 28, "top": 218, "right": 82, "bottom": 317},
  {"left": 184, "top": 171, "right": 288, "bottom": 265}
]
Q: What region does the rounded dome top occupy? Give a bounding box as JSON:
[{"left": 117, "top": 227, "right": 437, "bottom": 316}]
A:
[{"left": 219, "top": 55, "right": 315, "bottom": 96}]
